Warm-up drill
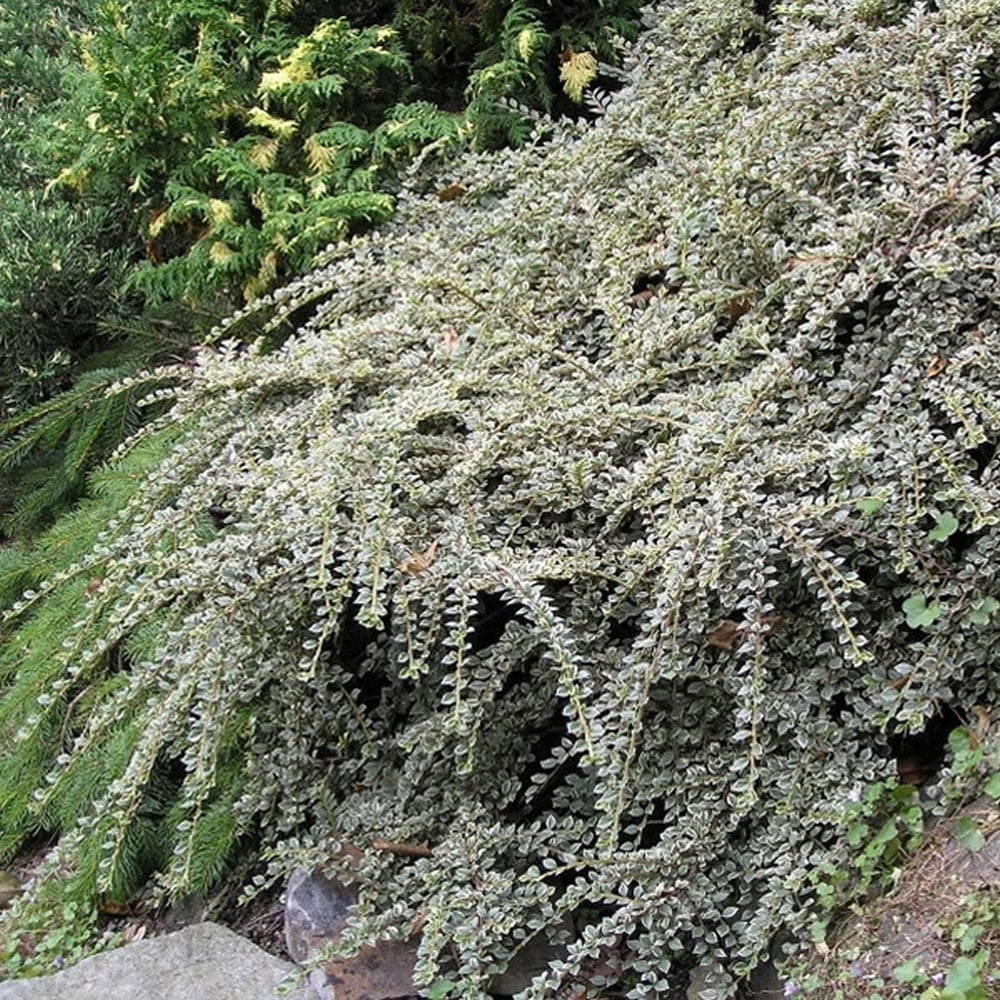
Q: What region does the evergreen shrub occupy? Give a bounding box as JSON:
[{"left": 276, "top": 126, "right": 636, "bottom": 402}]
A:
[
  {"left": 0, "top": 0, "right": 135, "bottom": 417},
  {"left": 0, "top": 0, "right": 211, "bottom": 527},
  {"left": 0, "top": 196, "right": 135, "bottom": 418},
  {"left": 44, "top": 0, "right": 642, "bottom": 307},
  {"left": 2, "top": 0, "right": 1000, "bottom": 994}
]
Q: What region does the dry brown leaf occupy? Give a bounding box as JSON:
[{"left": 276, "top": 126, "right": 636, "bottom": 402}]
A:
[
  {"left": 706, "top": 615, "right": 784, "bottom": 651},
  {"left": 436, "top": 183, "right": 467, "bottom": 202},
  {"left": 969, "top": 705, "right": 992, "bottom": 748},
  {"left": 397, "top": 539, "right": 439, "bottom": 575},
  {"left": 926, "top": 355, "right": 949, "bottom": 378},
  {"left": 441, "top": 327, "right": 461, "bottom": 356},
  {"left": 628, "top": 288, "right": 657, "bottom": 309},
  {"left": 727, "top": 294, "right": 755, "bottom": 321},
  {"left": 98, "top": 898, "right": 134, "bottom": 916},
  {"left": 705, "top": 619, "right": 742, "bottom": 651}
]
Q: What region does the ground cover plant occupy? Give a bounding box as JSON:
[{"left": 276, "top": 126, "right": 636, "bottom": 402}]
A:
[{"left": 1, "top": 0, "right": 999, "bottom": 994}]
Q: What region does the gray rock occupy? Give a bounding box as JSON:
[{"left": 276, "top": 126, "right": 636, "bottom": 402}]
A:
[
  {"left": 489, "top": 918, "right": 575, "bottom": 996},
  {"left": 285, "top": 867, "right": 577, "bottom": 999},
  {"left": 284, "top": 868, "right": 352, "bottom": 965},
  {"left": 0, "top": 921, "right": 312, "bottom": 1000},
  {"left": 284, "top": 868, "right": 418, "bottom": 1000}
]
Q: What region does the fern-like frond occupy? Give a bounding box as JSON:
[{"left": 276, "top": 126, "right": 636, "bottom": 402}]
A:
[{"left": 559, "top": 50, "right": 599, "bottom": 103}]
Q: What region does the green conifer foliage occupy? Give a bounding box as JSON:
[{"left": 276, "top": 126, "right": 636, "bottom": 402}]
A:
[
  {"left": 0, "top": 0, "right": 137, "bottom": 416},
  {"left": 43, "top": 0, "right": 643, "bottom": 308},
  {"left": 3, "top": 0, "right": 999, "bottom": 993}
]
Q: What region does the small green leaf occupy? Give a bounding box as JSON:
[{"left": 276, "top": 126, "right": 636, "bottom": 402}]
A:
[
  {"left": 968, "top": 596, "right": 999, "bottom": 626},
  {"left": 983, "top": 772, "right": 1000, "bottom": 801},
  {"left": 955, "top": 816, "right": 985, "bottom": 853},
  {"left": 902, "top": 593, "right": 942, "bottom": 628},
  {"left": 892, "top": 958, "right": 923, "bottom": 984},
  {"left": 809, "top": 919, "right": 828, "bottom": 944},
  {"left": 949, "top": 727, "right": 972, "bottom": 754},
  {"left": 856, "top": 497, "right": 885, "bottom": 516},
  {"left": 945, "top": 955, "right": 981, "bottom": 993},
  {"left": 846, "top": 820, "right": 868, "bottom": 847},
  {"left": 426, "top": 981, "right": 458, "bottom": 1000},
  {"left": 948, "top": 726, "right": 972, "bottom": 757},
  {"left": 869, "top": 817, "right": 898, "bottom": 851},
  {"left": 928, "top": 511, "right": 959, "bottom": 542}
]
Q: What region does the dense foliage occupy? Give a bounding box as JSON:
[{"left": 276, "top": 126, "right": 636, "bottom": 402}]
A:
[
  {"left": 0, "top": 0, "right": 641, "bottom": 530},
  {"left": 0, "top": 0, "right": 135, "bottom": 416},
  {"left": 0, "top": 0, "right": 209, "bottom": 529},
  {"left": 2, "top": 0, "right": 1000, "bottom": 995},
  {"left": 44, "top": 0, "right": 642, "bottom": 307}
]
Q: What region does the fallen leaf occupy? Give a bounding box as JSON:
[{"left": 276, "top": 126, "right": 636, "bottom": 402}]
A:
[
  {"left": 925, "top": 355, "right": 949, "bottom": 377},
  {"left": 99, "top": 898, "right": 135, "bottom": 916},
  {"left": 628, "top": 288, "right": 657, "bottom": 309},
  {"left": 706, "top": 620, "right": 741, "bottom": 651},
  {"left": 706, "top": 615, "right": 783, "bottom": 650},
  {"left": 436, "top": 183, "right": 467, "bottom": 203},
  {"left": 441, "top": 327, "right": 461, "bottom": 356},
  {"left": 727, "top": 294, "right": 755, "bottom": 322},
  {"left": 398, "top": 539, "right": 439, "bottom": 575},
  {"left": 970, "top": 705, "right": 992, "bottom": 744}
]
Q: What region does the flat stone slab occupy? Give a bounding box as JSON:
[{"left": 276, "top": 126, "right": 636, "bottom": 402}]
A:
[{"left": 0, "top": 921, "right": 313, "bottom": 1000}]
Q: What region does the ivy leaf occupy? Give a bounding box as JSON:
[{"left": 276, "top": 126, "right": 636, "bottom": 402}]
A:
[
  {"left": 846, "top": 820, "right": 868, "bottom": 847},
  {"left": 426, "top": 981, "right": 457, "bottom": 1000},
  {"left": 968, "top": 596, "right": 999, "bottom": 626},
  {"left": 928, "top": 511, "right": 959, "bottom": 542},
  {"left": 892, "top": 958, "right": 922, "bottom": 984},
  {"left": 984, "top": 772, "right": 1000, "bottom": 801},
  {"left": 945, "top": 956, "right": 982, "bottom": 993},
  {"left": 902, "top": 593, "right": 942, "bottom": 629},
  {"left": 856, "top": 497, "right": 885, "bottom": 516},
  {"left": 955, "top": 816, "right": 985, "bottom": 853}
]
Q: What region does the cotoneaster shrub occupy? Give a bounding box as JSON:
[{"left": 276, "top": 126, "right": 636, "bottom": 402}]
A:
[{"left": 2, "top": 0, "right": 999, "bottom": 994}]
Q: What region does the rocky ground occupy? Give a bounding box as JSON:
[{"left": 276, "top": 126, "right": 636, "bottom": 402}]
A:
[{"left": 2, "top": 798, "right": 999, "bottom": 999}]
